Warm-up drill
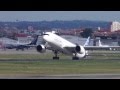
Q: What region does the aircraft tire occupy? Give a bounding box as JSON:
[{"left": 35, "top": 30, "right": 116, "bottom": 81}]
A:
[
  {"left": 53, "top": 57, "right": 59, "bottom": 60},
  {"left": 72, "top": 57, "right": 79, "bottom": 60}
]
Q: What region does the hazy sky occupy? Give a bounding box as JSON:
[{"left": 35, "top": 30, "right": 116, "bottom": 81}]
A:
[{"left": 0, "top": 11, "right": 120, "bottom": 22}]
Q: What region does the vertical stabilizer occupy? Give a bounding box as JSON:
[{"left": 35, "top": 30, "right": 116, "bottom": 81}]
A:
[
  {"left": 98, "top": 39, "right": 102, "bottom": 46},
  {"left": 84, "top": 36, "right": 90, "bottom": 46}
]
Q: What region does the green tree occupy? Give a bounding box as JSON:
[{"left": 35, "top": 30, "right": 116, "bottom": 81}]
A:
[{"left": 80, "top": 28, "right": 93, "bottom": 38}]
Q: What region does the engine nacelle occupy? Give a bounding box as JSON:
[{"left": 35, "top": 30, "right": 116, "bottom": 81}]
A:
[
  {"left": 36, "top": 45, "right": 46, "bottom": 53},
  {"left": 73, "top": 45, "right": 86, "bottom": 58},
  {"left": 75, "top": 46, "right": 81, "bottom": 52}
]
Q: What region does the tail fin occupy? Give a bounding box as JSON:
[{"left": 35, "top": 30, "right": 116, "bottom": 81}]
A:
[
  {"left": 98, "top": 39, "right": 102, "bottom": 46},
  {"left": 29, "top": 35, "right": 39, "bottom": 45},
  {"left": 84, "top": 36, "right": 90, "bottom": 46}
]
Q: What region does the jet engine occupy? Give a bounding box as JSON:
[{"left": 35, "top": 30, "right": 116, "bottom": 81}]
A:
[
  {"left": 36, "top": 45, "right": 46, "bottom": 53},
  {"left": 75, "top": 45, "right": 81, "bottom": 52},
  {"left": 73, "top": 45, "right": 86, "bottom": 59}
]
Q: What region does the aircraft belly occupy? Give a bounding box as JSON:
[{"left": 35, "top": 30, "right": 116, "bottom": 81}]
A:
[
  {"left": 47, "top": 42, "right": 71, "bottom": 54},
  {"left": 48, "top": 42, "right": 61, "bottom": 50}
]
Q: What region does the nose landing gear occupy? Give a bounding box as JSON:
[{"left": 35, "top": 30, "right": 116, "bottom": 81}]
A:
[{"left": 53, "top": 50, "right": 59, "bottom": 60}]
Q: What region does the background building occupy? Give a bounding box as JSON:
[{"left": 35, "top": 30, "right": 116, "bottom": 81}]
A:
[{"left": 111, "top": 21, "right": 120, "bottom": 32}]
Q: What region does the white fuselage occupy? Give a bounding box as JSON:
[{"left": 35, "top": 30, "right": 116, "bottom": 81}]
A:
[{"left": 43, "top": 32, "right": 86, "bottom": 58}]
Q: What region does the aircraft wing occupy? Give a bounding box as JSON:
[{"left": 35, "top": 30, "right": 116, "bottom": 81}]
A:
[
  {"left": 20, "top": 45, "right": 37, "bottom": 47},
  {"left": 84, "top": 46, "right": 120, "bottom": 50},
  {"left": 64, "top": 46, "right": 76, "bottom": 53}
]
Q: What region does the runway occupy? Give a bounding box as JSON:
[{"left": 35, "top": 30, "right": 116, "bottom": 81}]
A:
[
  {"left": 0, "top": 49, "right": 119, "bottom": 79},
  {"left": 0, "top": 58, "right": 120, "bottom": 62},
  {"left": 27, "top": 74, "right": 120, "bottom": 79},
  {"left": 1, "top": 74, "right": 120, "bottom": 79}
]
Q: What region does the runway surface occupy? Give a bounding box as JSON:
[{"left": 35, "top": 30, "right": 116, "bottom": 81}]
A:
[
  {"left": 1, "top": 74, "right": 120, "bottom": 79},
  {"left": 0, "top": 49, "right": 120, "bottom": 79},
  {"left": 0, "top": 58, "right": 120, "bottom": 62},
  {"left": 1, "top": 48, "right": 120, "bottom": 54}
]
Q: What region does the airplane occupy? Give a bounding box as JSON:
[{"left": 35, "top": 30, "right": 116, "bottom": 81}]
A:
[
  {"left": 98, "top": 39, "right": 109, "bottom": 47},
  {"left": 3, "top": 35, "right": 39, "bottom": 51},
  {"left": 36, "top": 31, "right": 89, "bottom": 60},
  {"left": 15, "top": 35, "right": 39, "bottom": 51},
  {"left": 84, "top": 38, "right": 120, "bottom": 51},
  {"left": 98, "top": 39, "right": 112, "bottom": 50},
  {"left": 36, "top": 31, "right": 120, "bottom": 60}
]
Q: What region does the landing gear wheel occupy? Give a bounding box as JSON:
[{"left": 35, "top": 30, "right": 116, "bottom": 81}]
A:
[
  {"left": 53, "top": 57, "right": 59, "bottom": 60},
  {"left": 72, "top": 57, "right": 79, "bottom": 60},
  {"left": 53, "top": 50, "right": 59, "bottom": 60}
]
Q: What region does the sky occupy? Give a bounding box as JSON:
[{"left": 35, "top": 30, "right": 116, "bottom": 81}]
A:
[{"left": 0, "top": 11, "right": 120, "bottom": 22}]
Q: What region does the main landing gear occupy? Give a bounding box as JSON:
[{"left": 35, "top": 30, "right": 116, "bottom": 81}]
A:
[
  {"left": 72, "top": 53, "right": 79, "bottom": 60},
  {"left": 53, "top": 50, "right": 59, "bottom": 60},
  {"left": 72, "top": 57, "right": 79, "bottom": 60}
]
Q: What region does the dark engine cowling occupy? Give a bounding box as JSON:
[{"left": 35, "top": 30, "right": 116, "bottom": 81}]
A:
[
  {"left": 75, "top": 46, "right": 81, "bottom": 52},
  {"left": 36, "top": 45, "right": 46, "bottom": 53}
]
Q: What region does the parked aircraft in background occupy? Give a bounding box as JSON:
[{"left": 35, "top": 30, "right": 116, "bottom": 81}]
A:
[
  {"left": 98, "top": 39, "right": 112, "bottom": 50},
  {"left": 84, "top": 38, "right": 119, "bottom": 51},
  {"left": 3, "top": 35, "right": 39, "bottom": 51},
  {"left": 98, "top": 39, "right": 109, "bottom": 47},
  {"left": 16, "top": 35, "right": 39, "bottom": 50}
]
